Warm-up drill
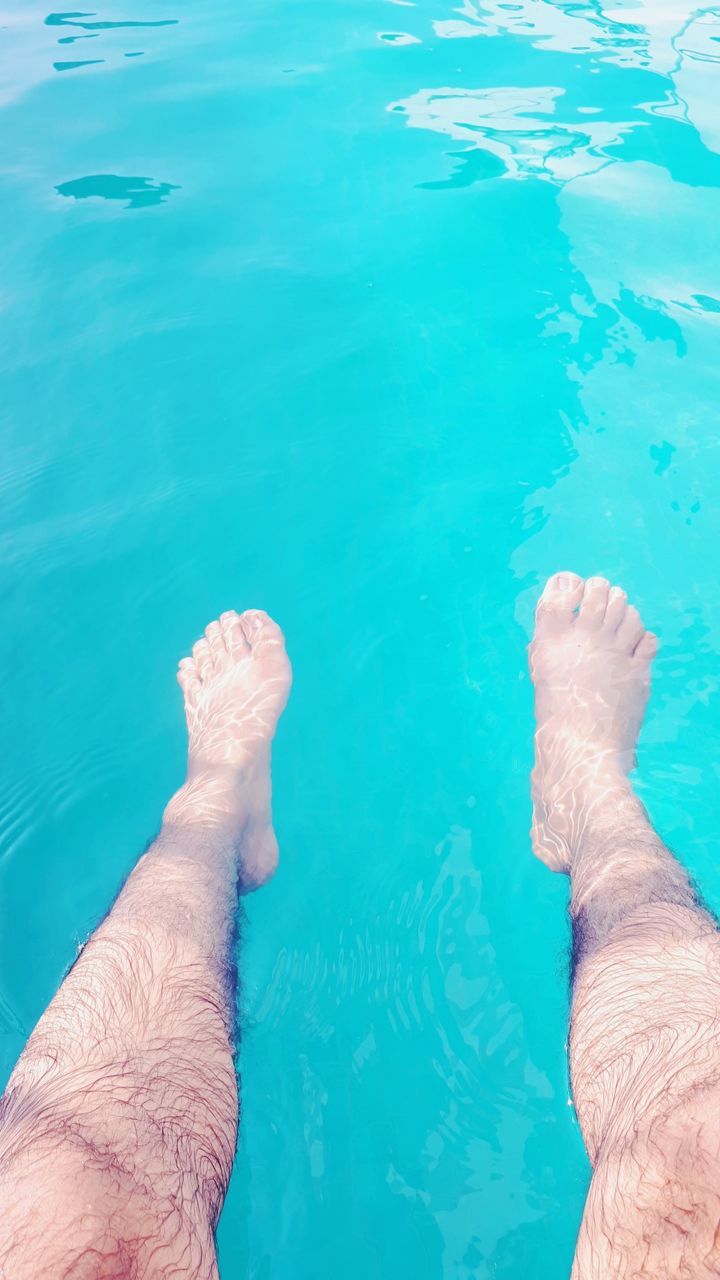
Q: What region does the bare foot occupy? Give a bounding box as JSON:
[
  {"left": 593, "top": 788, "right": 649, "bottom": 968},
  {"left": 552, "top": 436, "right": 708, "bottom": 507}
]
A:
[
  {"left": 163, "top": 609, "right": 292, "bottom": 891},
  {"left": 529, "top": 573, "right": 657, "bottom": 872}
]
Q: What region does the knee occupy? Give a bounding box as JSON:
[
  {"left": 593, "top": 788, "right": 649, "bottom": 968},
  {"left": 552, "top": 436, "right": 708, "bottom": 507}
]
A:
[
  {"left": 0, "top": 1134, "right": 219, "bottom": 1280},
  {"left": 578, "top": 1101, "right": 720, "bottom": 1279}
]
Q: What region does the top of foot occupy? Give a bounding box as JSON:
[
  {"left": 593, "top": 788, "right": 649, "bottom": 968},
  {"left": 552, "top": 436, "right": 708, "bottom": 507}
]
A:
[
  {"left": 529, "top": 572, "right": 657, "bottom": 871},
  {"left": 165, "top": 609, "right": 292, "bottom": 890},
  {"left": 177, "top": 608, "right": 291, "bottom": 770}
]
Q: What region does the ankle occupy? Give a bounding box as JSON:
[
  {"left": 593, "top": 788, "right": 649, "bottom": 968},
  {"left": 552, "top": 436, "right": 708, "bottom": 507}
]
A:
[
  {"left": 162, "top": 768, "right": 254, "bottom": 835},
  {"left": 532, "top": 767, "right": 635, "bottom": 873}
]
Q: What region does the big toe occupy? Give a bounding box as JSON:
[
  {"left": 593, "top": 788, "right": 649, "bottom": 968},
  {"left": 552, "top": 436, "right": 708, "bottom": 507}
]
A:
[
  {"left": 242, "top": 610, "right": 290, "bottom": 668},
  {"left": 237, "top": 610, "right": 293, "bottom": 717},
  {"left": 241, "top": 609, "right": 282, "bottom": 645},
  {"left": 535, "top": 572, "right": 584, "bottom": 632}
]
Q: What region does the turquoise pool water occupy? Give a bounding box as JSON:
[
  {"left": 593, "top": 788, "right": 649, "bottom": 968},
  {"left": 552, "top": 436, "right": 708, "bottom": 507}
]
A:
[{"left": 2, "top": 1, "right": 720, "bottom": 1275}]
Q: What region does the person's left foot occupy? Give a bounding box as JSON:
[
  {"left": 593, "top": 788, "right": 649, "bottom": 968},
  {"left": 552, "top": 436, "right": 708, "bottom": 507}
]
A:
[{"left": 163, "top": 609, "right": 292, "bottom": 890}]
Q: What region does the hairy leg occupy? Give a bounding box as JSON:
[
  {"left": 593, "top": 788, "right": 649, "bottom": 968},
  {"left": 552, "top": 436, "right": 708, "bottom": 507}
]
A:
[
  {"left": 530, "top": 573, "right": 720, "bottom": 1280},
  {"left": 0, "top": 609, "right": 291, "bottom": 1280}
]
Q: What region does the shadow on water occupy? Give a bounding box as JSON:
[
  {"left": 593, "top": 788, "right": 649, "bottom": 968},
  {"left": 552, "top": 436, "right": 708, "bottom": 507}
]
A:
[
  {"left": 45, "top": 12, "right": 179, "bottom": 31},
  {"left": 55, "top": 174, "right": 180, "bottom": 209},
  {"left": 53, "top": 59, "right": 104, "bottom": 71}
]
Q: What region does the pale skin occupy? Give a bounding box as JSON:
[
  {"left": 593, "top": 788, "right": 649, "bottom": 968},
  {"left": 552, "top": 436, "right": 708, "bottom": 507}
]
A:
[
  {"left": 0, "top": 581, "right": 717, "bottom": 1280},
  {"left": 0, "top": 608, "right": 292, "bottom": 1279},
  {"left": 531, "top": 572, "right": 720, "bottom": 1279}
]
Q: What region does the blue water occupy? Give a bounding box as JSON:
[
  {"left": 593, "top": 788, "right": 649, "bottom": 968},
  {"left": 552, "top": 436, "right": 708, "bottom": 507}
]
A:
[{"left": 2, "top": 1, "right": 720, "bottom": 1276}]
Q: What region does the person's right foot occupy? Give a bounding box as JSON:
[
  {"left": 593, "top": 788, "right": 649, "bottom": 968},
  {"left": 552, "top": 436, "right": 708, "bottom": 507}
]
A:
[
  {"left": 529, "top": 573, "right": 657, "bottom": 872},
  {"left": 164, "top": 608, "right": 292, "bottom": 891}
]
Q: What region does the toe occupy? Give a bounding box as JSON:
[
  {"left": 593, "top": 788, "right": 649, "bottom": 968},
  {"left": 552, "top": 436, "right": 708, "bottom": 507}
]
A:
[
  {"left": 240, "top": 609, "right": 292, "bottom": 692},
  {"left": 535, "top": 572, "right": 584, "bottom": 630},
  {"left": 616, "top": 604, "right": 645, "bottom": 652},
  {"left": 205, "top": 619, "right": 228, "bottom": 671},
  {"left": 241, "top": 609, "right": 285, "bottom": 649},
  {"left": 192, "top": 638, "right": 213, "bottom": 682},
  {"left": 578, "top": 576, "right": 610, "bottom": 629},
  {"left": 604, "top": 585, "right": 628, "bottom": 633},
  {"left": 221, "top": 610, "right": 251, "bottom": 661},
  {"left": 177, "top": 657, "right": 201, "bottom": 704},
  {"left": 635, "top": 630, "right": 658, "bottom": 661}
]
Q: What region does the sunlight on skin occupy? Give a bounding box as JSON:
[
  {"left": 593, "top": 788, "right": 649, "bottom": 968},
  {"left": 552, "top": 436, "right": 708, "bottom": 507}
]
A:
[
  {"left": 529, "top": 573, "right": 657, "bottom": 887},
  {"left": 530, "top": 575, "right": 720, "bottom": 1279},
  {"left": 0, "top": 607, "right": 293, "bottom": 1279},
  {"left": 164, "top": 609, "right": 292, "bottom": 890}
]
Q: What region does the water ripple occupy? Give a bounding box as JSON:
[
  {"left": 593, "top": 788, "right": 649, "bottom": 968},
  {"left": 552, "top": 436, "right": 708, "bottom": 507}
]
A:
[
  {"left": 0, "top": 4, "right": 179, "bottom": 106},
  {"left": 45, "top": 12, "right": 178, "bottom": 31},
  {"left": 250, "top": 825, "right": 551, "bottom": 1124},
  {"left": 390, "top": 86, "right": 637, "bottom": 185}
]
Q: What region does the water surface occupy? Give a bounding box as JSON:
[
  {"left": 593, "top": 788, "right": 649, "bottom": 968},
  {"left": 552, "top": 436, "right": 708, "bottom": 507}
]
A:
[{"left": 1, "top": 1, "right": 720, "bottom": 1276}]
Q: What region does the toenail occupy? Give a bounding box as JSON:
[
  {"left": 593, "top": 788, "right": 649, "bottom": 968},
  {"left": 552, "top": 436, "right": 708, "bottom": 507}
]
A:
[{"left": 558, "top": 573, "right": 573, "bottom": 591}]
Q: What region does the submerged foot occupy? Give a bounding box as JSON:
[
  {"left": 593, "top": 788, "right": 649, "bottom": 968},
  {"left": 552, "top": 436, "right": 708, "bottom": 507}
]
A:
[
  {"left": 164, "top": 609, "right": 292, "bottom": 891},
  {"left": 529, "top": 573, "right": 657, "bottom": 872}
]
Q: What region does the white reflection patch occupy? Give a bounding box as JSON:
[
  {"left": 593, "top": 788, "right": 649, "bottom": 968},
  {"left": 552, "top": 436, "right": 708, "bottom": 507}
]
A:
[{"left": 389, "top": 85, "right": 638, "bottom": 183}]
